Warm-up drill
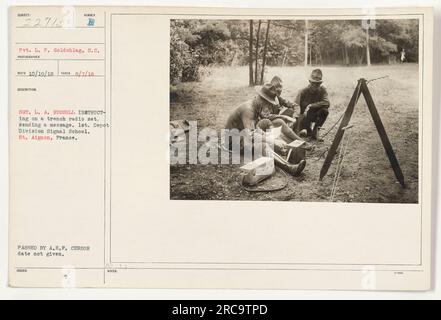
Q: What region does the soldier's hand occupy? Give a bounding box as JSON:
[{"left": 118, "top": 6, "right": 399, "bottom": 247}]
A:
[
  {"left": 282, "top": 115, "right": 296, "bottom": 123},
  {"left": 307, "top": 104, "right": 318, "bottom": 112}
]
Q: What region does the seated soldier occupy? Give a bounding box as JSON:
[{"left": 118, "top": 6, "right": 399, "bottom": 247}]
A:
[
  {"left": 264, "top": 76, "right": 297, "bottom": 130},
  {"left": 270, "top": 76, "right": 296, "bottom": 116},
  {"left": 255, "top": 81, "right": 309, "bottom": 148},
  {"left": 295, "top": 69, "right": 330, "bottom": 140},
  {"left": 255, "top": 119, "right": 289, "bottom": 156},
  {"left": 224, "top": 84, "right": 306, "bottom": 176},
  {"left": 259, "top": 99, "right": 312, "bottom": 151}
]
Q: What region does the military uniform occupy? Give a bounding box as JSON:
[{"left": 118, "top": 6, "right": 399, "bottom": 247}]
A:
[
  {"left": 295, "top": 69, "right": 330, "bottom": 138},
  {"left": 295, "top": 85, "right": 330, "bottom": 115},
  {"left": 267, "top": 76, "right": 296, "bottom": 117},
  {"left": 268, "top": 96, "right": 294, "bottom": 116},
  {"left": 225, "top": 99, "right": 260, "bottom": 131},
  {"left": 223, "top": 84, "right": 307, "bottom": 176}
]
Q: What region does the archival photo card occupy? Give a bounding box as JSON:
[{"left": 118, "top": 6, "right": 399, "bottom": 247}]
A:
[
  {"left": 169, "top": 18, "right": 420, "bottom": 203},
  {"left": 8, "top": 6, "right": 433, "bottom": 290}
]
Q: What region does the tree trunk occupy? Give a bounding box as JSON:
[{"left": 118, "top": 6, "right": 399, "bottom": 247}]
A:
[
  {"left": 249, "top": 20, "right": 254, "bottom": 86},
  {"left": 315, "top": 45, "right": 318, "bottom": 65},
  {"left": 282, "top": 29, "right": 293, "bottom": 67},
  {"left": 254, "top": 20, "right": 262, "bottom": 85},
  {"left": 358, "top": 47, "right": 364, "bottom": 65},
  {"left": 366, "top": 27, "right": 371, "bottom": 66},
  {"left": 304, "top": 20, "right": 309, "bottom": 66},
  {"left": 230, "top": 51, "right": 238, "bottom": 66},
  {"left": 344, "top": 46, "right": 349, "bottom": 65},
  {"left": 260, "top": 20, "right": 270, "bottom": 85},
  {"left": 341, "top": 47, "right": 345, "bottom": 64},
  {"left": 282, "top": 50, "right": 287, "bottom": 67}
]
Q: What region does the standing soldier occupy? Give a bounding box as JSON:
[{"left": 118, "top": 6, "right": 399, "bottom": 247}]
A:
[
  {"left": 295, "top": 69, "right": 330, "bottom": 140},
  {"left": 400, "top": 48, "right": 406, "bottom": 63}
]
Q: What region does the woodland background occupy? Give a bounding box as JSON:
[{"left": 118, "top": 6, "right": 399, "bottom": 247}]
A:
[
  {"left": 169, "top": 19, "right": 419, "bottom": 203},
  {"left": 170, "top": 19, "right": 419, "bottom": 85}
]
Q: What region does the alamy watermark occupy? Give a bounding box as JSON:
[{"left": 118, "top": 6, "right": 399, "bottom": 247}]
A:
[{"left": 169, "top": 121, "right": 276, "bottom": 166}]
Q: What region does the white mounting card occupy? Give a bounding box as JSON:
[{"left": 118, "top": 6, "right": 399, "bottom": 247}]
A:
[{"left": 9, "top": 6, "right": 433, "bottom": 290}]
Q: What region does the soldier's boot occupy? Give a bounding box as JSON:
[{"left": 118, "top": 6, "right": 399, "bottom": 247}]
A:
[
  {"left": 311, "top": 124, "right": 320, "bottom": 140},
  {"left": 275, "top": 157, "right": 306, "bottom": 176},
  {"left": 306, "top": 125, "right": 313, "bottom": 137},
  {"left": 302, "top": 118, "right": 313, "bottom": 137}
]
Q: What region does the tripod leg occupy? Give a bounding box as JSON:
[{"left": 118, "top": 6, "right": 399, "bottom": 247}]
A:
[
  {"left": 360, "top": 81, "right": 405, "bottom": 187},
  {"left": 319, "top": 80, "right": 362, "bottom": 180}
]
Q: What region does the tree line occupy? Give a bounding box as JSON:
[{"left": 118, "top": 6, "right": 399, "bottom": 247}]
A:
[{"left": 170, "top": 19, "right": 419, "bottom": 85}]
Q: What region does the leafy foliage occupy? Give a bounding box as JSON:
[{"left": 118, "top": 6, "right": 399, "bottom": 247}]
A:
[
  {"left": 170, "top": 19, "right": 419, "bottom": 84},
  {"left": 170, "top": 20, "right": 230, "bottom": 84}
]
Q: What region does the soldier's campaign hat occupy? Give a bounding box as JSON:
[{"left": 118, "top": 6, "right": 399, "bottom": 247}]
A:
[
  {"left": 309, "top": 69, "right": 323, "bottom": 83},
  {"left": 270, "top": 76, "right": 283, "bottom": 86},
  {"left": 256, "top": 83, "right": 279, "bottom": 105},
  {"left": 270, "top": 76, "right": 283, "bottom": 96}
]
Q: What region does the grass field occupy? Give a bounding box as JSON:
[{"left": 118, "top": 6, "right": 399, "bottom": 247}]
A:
[{"left": 170, "top": 64, "right": 419, "bottom": 203}]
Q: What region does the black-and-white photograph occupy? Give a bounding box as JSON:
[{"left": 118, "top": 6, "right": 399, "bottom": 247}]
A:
[{"left": 169, "top": 18, "right": 420, "bottom": 203}]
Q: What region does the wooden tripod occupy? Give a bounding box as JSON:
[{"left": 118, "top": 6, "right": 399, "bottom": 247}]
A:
[{"left": 319, "top": 78, "right": 405, "bottom": 188}]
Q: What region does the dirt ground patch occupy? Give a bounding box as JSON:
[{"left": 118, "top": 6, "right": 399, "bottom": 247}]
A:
[{"left": 170, "top": 65, "right": 419, "bottom": 203}]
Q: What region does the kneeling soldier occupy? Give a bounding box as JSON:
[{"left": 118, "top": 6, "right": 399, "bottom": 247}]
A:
[
  {"left": 295, "top": 69, "right": 330, "bottom": 140},
  {"left": 224, "top": 84, "right": 306, "bottom": 176}
]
